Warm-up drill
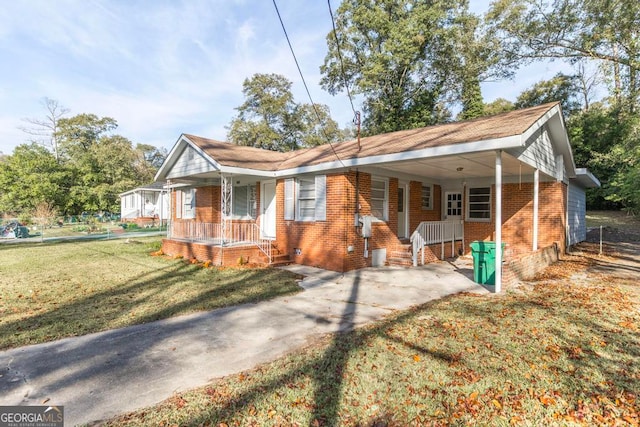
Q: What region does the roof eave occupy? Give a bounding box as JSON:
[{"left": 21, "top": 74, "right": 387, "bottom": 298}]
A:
[{"left": 273, "top": 134, "right": 523, "bottom": 177}]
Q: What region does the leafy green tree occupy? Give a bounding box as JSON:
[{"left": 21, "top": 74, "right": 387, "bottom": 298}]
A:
[
  {"left": 0, "top": 144, "right": 69, "bottom": 214},
  {"left": 483, "top": 98, "right": 515, "bottom": 116},
  {"left": 227, "top": 73, "right": 343, "bottom": 151},
  {"left": 321, "top": 0, "right": 512, "bottom": 133},
  {"left": 487, "top": 0, "right": 640, "bottom": 112},
  {"left": 515, "top": 73, "right": 582, "bottom": 115}
]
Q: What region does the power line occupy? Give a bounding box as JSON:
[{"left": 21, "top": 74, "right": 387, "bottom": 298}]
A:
[
  {"left": 272, "top": 0, "right": 346, "bottom": 167},
  {"left": 327, "top": 0, "right": 357, "bottom": 118}
]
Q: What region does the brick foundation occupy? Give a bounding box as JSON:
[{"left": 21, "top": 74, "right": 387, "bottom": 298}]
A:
[{"left": 161, "top": 239, "right": 266, "bottom": 266}]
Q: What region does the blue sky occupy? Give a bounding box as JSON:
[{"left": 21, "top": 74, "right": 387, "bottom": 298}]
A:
[{"left": 0, "top": 0, "right": 575, "bottom": 155}]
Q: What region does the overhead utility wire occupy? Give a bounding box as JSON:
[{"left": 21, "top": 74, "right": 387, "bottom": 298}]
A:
[
  {"left": 327, "top": 0, "right": 356, "bottom": 117},
  {"left": 272, "top": 0, "right": 346, "bottom": 167},
  {"left": 327, "top": 0, "right": 361, "bottom": 149}
]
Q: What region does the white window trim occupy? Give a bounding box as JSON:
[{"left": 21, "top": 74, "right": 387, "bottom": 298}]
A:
[
  {"left": 421, "top": 184, "right": 433, "bottom": 210},
  {"left": 296, "top": 177, "right": 316, "bottom": 222},
  {"left": 284, "top": 175, "right": 327, "bottom": 222},
  {"left": 182, "top": 188, "right": 196, "bottom": 219},
  {"left": 371, "top": 177, "right": 389, "bottom": 222},
  {"left": 466, "top": 186, "right": 492, "bottom": 222}
]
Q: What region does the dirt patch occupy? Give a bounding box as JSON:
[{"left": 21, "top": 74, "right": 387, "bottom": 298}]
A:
[{"left": 586, "top": 226, "right": 640, "bottom": 243}]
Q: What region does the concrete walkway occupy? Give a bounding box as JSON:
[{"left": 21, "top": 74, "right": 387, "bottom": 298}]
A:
[{"left": 0, "top": 262, "right": 486, "bottom": 426}]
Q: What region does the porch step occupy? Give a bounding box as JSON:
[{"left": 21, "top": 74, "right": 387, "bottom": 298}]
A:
[
  {"left": 388, "top": 243, "right": 413, "bottom": 267},
  {"left": 270, "top": 253, "right": 292, "bottom": 267},
  {"left": 387, "top": 256, "right": 413, "bottom": 267}
]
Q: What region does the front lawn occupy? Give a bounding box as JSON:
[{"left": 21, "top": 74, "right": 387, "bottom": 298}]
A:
[
  {"left": 0, "top": 238, "right": 300, "bottom": 350},
  {"left": 110, "top": 243, "right": 640, "bottom": 426}
]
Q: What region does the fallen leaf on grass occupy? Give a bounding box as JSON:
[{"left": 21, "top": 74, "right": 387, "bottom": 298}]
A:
[
  {"left": 539, "top": 395, "right": 557, "bottom": 406},
  {"left": 492, "top": 399, "right": 502, "bottom": 410},
  {"left": 618, "top": 320, "right": 637, "bottom": 330}
]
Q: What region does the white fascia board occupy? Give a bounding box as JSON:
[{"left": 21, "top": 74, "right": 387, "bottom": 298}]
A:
[
  {"left": 521, "top": 105, "right": 577, "bottom": 178},
  {"left": 154, "top": 134, "right": 187, "bottom": 181},
  {"left": 574, "top": 168, "right": 601, "bottom": 188},
  {"left": 155, "top": 135, "right": 222, "bottom": 181},
  {"left": 217, "top": 165, "right": 277, "bottom": 177},
  {"left": 182, "top": 135, "right": 223, "bottom": 171},
  {"left": 520, "top": 104, "right": 561, "bottom": 143},
  {"left": 118, "top": 189, "right": 138, "bottom": 197},
  {"left": 273, "top": 135, "right": 523, "bottom": 177}
]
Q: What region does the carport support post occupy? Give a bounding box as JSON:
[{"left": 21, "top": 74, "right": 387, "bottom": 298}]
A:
[
  {"left": 533, "top": 169, "right": 539, "bottom": 251},
  {"left": 495, "top": 150, "right": 502, "bottom": 293}
]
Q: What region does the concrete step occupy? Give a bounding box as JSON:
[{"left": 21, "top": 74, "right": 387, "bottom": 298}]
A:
[
  {"left": 387, "top": 257, "right": 413, "bottom": 267},
  {"left": 269, "top": 254, "right": 292, "bottom": 267}
]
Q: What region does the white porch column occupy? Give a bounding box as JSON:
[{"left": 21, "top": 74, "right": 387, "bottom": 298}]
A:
[
  {"left": 533, "top": 169, "right": 539, "bottom": 251},
  {"left": 495, "top": 150, "right": 502, "bottom": 293}
]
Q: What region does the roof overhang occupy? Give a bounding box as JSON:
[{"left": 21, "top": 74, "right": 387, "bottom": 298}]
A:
[
  {"left": 274, "top": 134, "right": 523, "bottom": 177},
  {"left": 572, "top": 168, "right": 601, "bottom": 188}
]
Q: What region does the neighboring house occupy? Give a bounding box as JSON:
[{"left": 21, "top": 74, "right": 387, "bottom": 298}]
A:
[
  {"left": 119, "top": 182, "right": 169, "bottom": 226},
  {"left": 154, "top": 102, "right": 599, "bottom": 291}
]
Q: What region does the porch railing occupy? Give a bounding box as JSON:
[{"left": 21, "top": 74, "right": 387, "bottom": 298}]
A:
[
  {"left": 169, "top": 222, "right": 271, "bottom": 264},
  {"left": 410, "top": 220, "right": 464, "bottom": 266}
]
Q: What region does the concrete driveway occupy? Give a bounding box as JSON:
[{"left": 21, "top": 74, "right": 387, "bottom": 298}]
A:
[{"left": 0, "top": 261, "right": 486, "bottom": 426}]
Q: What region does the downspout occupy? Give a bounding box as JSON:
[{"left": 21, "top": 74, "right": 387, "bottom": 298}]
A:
[
  {"left": 533, "top": 169, "right": 539, "bottom": 251},
  {"left": 495, "top": 150, "right": 502, "bottom": 293}
]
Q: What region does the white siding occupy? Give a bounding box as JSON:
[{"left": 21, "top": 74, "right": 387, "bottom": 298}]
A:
[
  {"left": 166, "top": 145, "right": 217, "bottom": 179},
  {"left": 567, "top": 182, "right": 587, "bottom": 245},
  {"left": 506, "top": 128, "right": 556, "bottom": 178}
]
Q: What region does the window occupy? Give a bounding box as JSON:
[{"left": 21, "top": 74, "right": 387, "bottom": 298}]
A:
[
  {"left": 232, "top": 185, "right": 256, "bottom": 219},
  {"left": 182, "top": 188, "right": 196, "bottom": 219},
  {"left": 467, "top": 187, "right": 491, "bottom": 221},
  {"left": 297, "top": 177, "right": 316, "bottom": 221},
  {"left": 284, "top": 175, "right": 326, "bottom": 221},
  {"left": 421, "top": 185, "right": 432, "bottom": 210},
  {"left": 371, "top": 178, "right": 388, "bottom": 221}
]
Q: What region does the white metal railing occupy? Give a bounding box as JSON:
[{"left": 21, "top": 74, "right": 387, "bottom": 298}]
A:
[
  {"left": 169, "top": 222, "right": 271, "bottom": 263},
  {"left": 410, "top": 220, "right": 464, "bottom": 266}
]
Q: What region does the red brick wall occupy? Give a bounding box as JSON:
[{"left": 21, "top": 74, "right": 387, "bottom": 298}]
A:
[
  {"left": 163, "top": 174, "right": 568, "bottom": 273},
  {"left": 276, "top": 173, "right": 349, "bottom": 272},
  {"left": 464, "top": 181, "right": 567, "bottom": 259},
  {"left": 161, "top": 239, "right": 265, "bottom": 266},
  {"left": 409, "top": 182, "right": 441, "bottom": 232}
]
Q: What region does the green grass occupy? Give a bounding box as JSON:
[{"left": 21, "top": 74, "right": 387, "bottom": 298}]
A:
[
  {"left": 109, "top": 245, "right": 640, "bottom": 426},
  {"left": 0, "top": 237, "right": 300, "bottom": 350}
]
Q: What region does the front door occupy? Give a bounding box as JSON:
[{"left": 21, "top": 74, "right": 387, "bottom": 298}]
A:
[
  {"left": 261, "top": 181, "right": 276, "bottom": 239},
  {"left": 397, "top": 183, "right": 408, "bottom": 238},
  {"left": 444, "top": 192, "right": 462, "bottom": 220}
]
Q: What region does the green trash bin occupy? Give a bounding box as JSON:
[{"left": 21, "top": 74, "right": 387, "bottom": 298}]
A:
[{"left": 470, "top": 241, "right": 506, "bottom": 285}]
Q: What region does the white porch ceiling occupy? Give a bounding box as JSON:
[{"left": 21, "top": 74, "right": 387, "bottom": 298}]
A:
[{"left": 372, "top": 151, "right": 538, "bottom": 182}]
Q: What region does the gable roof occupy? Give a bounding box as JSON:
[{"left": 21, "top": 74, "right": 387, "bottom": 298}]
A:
[
  {"left": 119, "top": 181, "right": 167, "bottom": 197},
  {"left": 156, "top": 102, "right": 575, "bottom": 180}
]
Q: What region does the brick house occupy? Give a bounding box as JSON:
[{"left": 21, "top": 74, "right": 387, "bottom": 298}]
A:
[{"left": 155, "top": 102, "right": 599, "bottom": 291}]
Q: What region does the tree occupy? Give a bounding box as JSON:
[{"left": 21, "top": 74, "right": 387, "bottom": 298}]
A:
[
  {"left": 514, "top": 73, "right": 582, "bottom": 115},
  {"left": 0, "top": 144, "right": 69, "bottom": 214},
  {"left": 227, "top": 73, "right": 343, "bottom": 151},
  {"left": 487, "top": 0, "right": 640, "bottom": 112},
  {"left": 19, "top": 97, "right": 69, "bottom": 161},
  {"left": 32, "top": 201, "right": 58, "bottom": 242},
  {"left": 321, "top": 0, "right": 512, "bottom": 133},
  {"left": 483, "top": 98, "right": 515, "bottom": 116}
]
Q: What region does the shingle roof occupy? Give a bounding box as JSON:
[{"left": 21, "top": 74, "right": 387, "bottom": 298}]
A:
[
  {"left": 183, "top": 134, "right": 290, "bottom": 171},
  {"left": 184, "top": 102, "right": 559, "bottom": 172}
]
